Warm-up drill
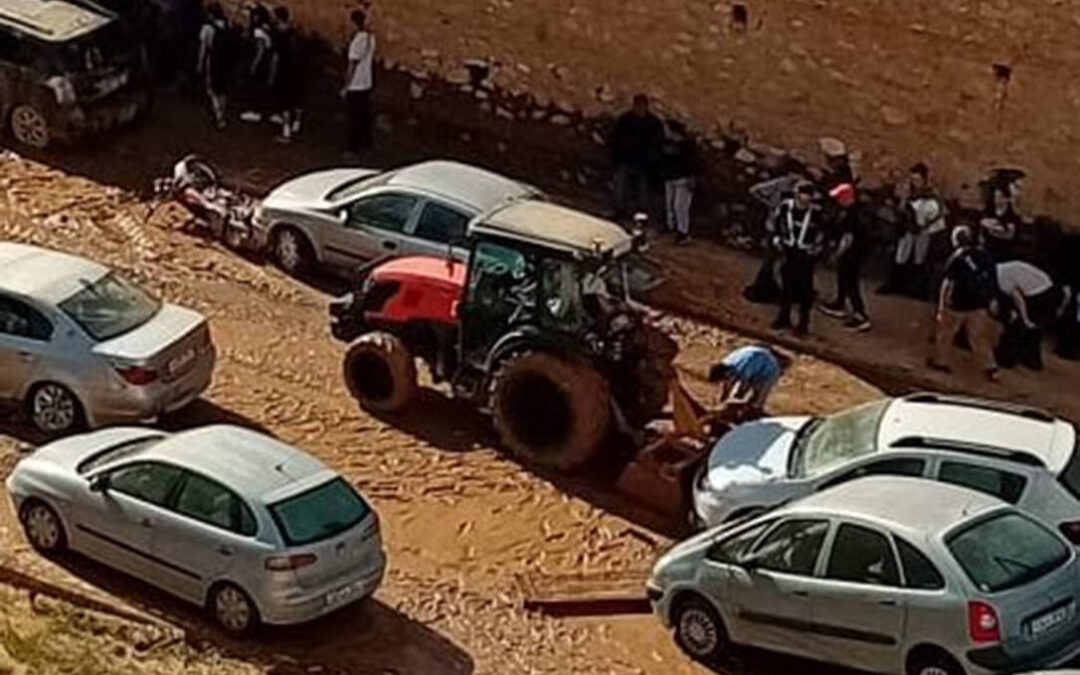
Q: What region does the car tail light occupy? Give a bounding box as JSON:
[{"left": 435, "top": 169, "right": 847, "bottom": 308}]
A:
[
  {"left": 1059, "top": 521, "right": 1080, "bottom": 545},
  {"left": 115, "top": 366, "right": 159, "bottom": 385},
  {"left": 265, "top": 554, "right": 317, "bottom": 571},
  {"left": 968, "top": 601, "right": 1001, "bottom": 644}
]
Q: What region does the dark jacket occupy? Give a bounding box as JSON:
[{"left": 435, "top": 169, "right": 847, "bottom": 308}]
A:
[
  {"left": 610, "top": 111, "right": 663, "bottom": 170},
  {"left": 659, "top": 135, "right": 701, "bottom": 182}
]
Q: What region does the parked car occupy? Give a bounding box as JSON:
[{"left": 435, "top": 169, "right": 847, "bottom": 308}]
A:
[
  {"left": 254, "top": 160, "right": 542, "bottom": 275},
  {"left": 692, "top": 393, "right": 1080, "bottom": 537},
  {"left": 0, "top": 0, "right": 151, "bottom": 148},
  {"left": 0, "top": 243, "right": 215, "bottom": 434},
  {"left": 651, "top": 476, "right": 1080, "bottom": 675},
  {"left": 6, "top": 424, "right": 386, "bottom": 635}
]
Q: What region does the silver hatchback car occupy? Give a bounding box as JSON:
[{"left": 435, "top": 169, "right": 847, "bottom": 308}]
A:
[
  {"left": 6, "top": 425, "right": 386, "bottom": 635},
  {"left": 650, "top": 477, "right": 1080, "bottom": 675},
  {"left": 0, "top": 243, "right": 215, "bottom": 434},
  {"left": 254, "top": 160, "right": 541, "bottom": 275}
]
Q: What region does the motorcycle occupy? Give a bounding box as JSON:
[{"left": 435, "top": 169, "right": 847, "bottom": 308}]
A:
[{"left": 149, "top": 155, "right": 261, "bottom": 253}]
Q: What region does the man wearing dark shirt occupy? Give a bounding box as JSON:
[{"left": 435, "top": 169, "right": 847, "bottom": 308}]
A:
[
  {"left": 610, "top": 94, "right": 663, "bottom": 221},
  {"left": 820, "top": 183, "right": 871, "bottom": 331},
  {"left": 929, "top": 226, "right": 999, "bottom": 380},
  {"left": 772, "top": 183, "right": 826, "bottom": 335}
]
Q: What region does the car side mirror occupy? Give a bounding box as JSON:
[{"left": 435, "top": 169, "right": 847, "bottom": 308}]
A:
[
  {"left": 338, "top": 209, "right": 349, "bottom": 224},
  {"left": 88, "top": 474, "right": 110, "bottom": 493}
]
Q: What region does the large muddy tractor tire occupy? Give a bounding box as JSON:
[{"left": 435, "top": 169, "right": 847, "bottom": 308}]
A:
[
  {"left": 491, "top": 352, "right": 611, "bottom": 471},
  {"left": 344, "top": 332, "right": 417, "bottom": 413}
]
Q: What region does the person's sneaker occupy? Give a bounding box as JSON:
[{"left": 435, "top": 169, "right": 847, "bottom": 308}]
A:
[
  {"left": 845, "top": 316, "right": 872, "bottom": 332},
  {"left": 274, "top": 134, "right": 292, "bottom": 144},
  {"left": 269, "top": 113, "right": 284, "bottom": 124},
  {"left": 794, "top": 324, "right": 809, "bottom": 337},
  {"left": 987, "top": 367, "right": 1001, "bottom": 382},
  {"left": 239, "top": 111, "right": 262, "bottom": 123},
  {"left": 819, "top": 302, "right": 847, "bottom": 319}
]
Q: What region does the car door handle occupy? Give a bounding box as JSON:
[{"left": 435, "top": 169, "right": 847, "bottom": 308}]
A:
[
  {"left": 382, "top": 241, "right": 397, "bottom": 251},
  {"left": 217, "top": 546, "right": 233, "bottom": 557},
  {"left": 17, "top": 351, "right": 35, "bottom": 362},
  {"left": 879, "top": 599, "right": 898, "bottom": 606},
  {"left": 139, "top": 518, "right": 153, "bottom": 528},
  {"left": 792, "top": 590, "right": 810, "bottom": 597}
]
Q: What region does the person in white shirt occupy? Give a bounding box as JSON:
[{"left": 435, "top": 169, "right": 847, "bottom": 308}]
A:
[
  {"left": 996, "top": 260, "right": 1055, "bottom": 329},
  {"left": 343, "top": 9, "right": 376, "bottom": 156}
]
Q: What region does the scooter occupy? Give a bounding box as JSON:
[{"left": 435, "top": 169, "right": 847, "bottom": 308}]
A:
[{"left": 149, "top": 155, "right": 260, "bottom": 253}]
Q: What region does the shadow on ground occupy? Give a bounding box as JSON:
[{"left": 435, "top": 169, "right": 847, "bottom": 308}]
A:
[{"left": 49, "top": 552, "right": 474, "bottom": 675}]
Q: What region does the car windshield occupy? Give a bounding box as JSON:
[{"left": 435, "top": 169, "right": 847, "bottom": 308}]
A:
[
  {"left": 792, "top": 399, "right": 891, "bottom": 477},
  {"left": 270, "top": 478, "right": 371, "bottom": 546},
  {"left": 948, "top": 512, "right": 1070, "bottom": 593},
  {"left": 58, "top": 271, "right": 161, "bottom": 341},
  {"left": 1057, "top": 431, "right": 1080, "bottom": 501},
  {"left": 51, "top": 21, "right": 138, "bottom": 73},
  {"left": 75, "top": 435, "right": 165, "bottom": 475},
  {"left": 326, "top": 172, "right": 390, "bottom": 203}
]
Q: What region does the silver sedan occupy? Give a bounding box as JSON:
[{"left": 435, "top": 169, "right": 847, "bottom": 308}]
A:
[
  {"left": 0, "top": 243, "right": 215, "bottom": 434},
  {"left": 254, "top": 160, "right": 541, "bottom": 275},
  {"left": 6, "top": 425, "right": 386, "bottom": 635}
]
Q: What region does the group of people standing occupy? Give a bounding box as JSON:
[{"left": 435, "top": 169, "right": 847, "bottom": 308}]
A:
[
  {"left": 196, "top": 2, "right": 302, "bottom": 140},
  {"left": 608, "top": 95, "right": 702, "bottom": 244},
  {"left": 745, "top": 151, "right": 1080, "bottom": 381},
  {"left": 194, "top": 3, "right": 376, "bottom": 152}
]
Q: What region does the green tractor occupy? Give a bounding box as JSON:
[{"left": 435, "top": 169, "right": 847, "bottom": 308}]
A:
[{"left": 330, "top": 200, "right": 676, "bottom": 471}]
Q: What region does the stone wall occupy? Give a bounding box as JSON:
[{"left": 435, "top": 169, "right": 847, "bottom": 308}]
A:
[{"left": 257, "top": 0, "right": 1080, "bottom": 219}]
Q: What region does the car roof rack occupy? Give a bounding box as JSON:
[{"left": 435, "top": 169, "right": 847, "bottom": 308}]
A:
[
  {"left": 903, "top": 392, "right": 1055, "bottom": 424},
  {"left": 889, "top": 435, "right": 1046, "bottom": 468}
]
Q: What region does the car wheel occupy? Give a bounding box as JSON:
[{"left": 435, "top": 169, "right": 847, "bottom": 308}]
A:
[
  {"left": 20, "top": 501, "right": 66, "bottom": 554},
  {"left": 10, "top": 104, "right": 51, "bottom": 149},
  {"left": 673, "top": 595, "right": 729, "bottom": 663},
  {"left": 273, "top": 226, "right": 311, "bottom": 275},
  {"left": 210, "top": 583, "right": 259, "bottom": 637},
  {"left": 907, "top": 650, "right": 964, "bottom": 675},
  {"left": 28, "top": 383, "right": 83, "bottom": 435}
]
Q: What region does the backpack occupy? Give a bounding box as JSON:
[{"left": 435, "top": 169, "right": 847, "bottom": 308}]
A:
[{"left": 949, "top": 248, "right": 995, "bottom": 308}]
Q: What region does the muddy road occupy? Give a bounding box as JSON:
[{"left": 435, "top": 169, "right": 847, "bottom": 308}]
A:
[{"left": 0, "top": 142, "right": 883, "bottom": 675}]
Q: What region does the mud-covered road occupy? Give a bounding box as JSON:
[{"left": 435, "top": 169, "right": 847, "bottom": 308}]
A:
[{"left": 0, "top": 145, "right": 882, "bottom": 675}]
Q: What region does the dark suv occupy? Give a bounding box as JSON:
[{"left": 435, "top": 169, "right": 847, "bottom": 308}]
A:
[{"left": 0, "top": 1, "right": 150, "bottom": 148}]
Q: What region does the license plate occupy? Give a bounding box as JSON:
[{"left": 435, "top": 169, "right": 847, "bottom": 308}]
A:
[
  {"left": 325, "top": 582, "right": 360, "bottom": 608},
  {"left": 1029, "top": 604, "right": 1071, "bottom": 637},
  {"left": 168, "top": 348, "right": 196, "bottom": 374}
]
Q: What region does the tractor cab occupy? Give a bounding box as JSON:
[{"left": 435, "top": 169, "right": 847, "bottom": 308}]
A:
[{"left": 331, "top": 199, "right": 674, "bottom": 471}]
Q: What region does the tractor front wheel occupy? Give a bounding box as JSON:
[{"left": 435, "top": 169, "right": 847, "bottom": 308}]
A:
[
  {"left": 344, "top": 332, "right": 417, "bottom": 413},
  {"left": 491, "top": 352, "right": 611, "bottom": 471}
]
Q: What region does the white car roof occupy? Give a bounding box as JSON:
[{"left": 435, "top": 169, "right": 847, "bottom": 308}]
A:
[
  {"left": 879, "top": 394, "right": 1077, "bottom": 474},
  {"left": 0, "top": 242, "right": 108, "bottom": 304},
  {"left": 141, "top": 425, "right": 333, "bottom": 503},
  {"left": 387, "top": 160, "right": 535, "bottom": 213},
  {"left": 0, "top": 0, "right": 112, "bottom": 42},
  {"left": 786, "top": 475, "right": 1004, "bottom": 536}
]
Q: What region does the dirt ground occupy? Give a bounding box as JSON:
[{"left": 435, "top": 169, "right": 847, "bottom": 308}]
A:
[{"left": 0, "top": 81, "right": 1074, "bottom": 675}]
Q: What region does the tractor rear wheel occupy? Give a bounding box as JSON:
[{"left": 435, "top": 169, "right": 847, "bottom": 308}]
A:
[
  {"left": 491, "top": 352, "right": 611, "bottom": 471},
  {"left": 344, "top": 332, "right": 417, "bottom": 413}
]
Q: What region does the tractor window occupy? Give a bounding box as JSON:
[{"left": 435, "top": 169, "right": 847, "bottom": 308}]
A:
[
  {"left": 540, "top": 257, "right": 588, "bottom": 330},
  {"left": 463, "top": 242, "right": 538, "bottom": 361}
]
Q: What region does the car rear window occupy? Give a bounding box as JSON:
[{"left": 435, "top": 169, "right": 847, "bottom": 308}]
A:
[
  {"left": 947, "top": 512, "right": 1070, "bottom": 593},
  {"left": 58, "top": 271, "right": 161, "bottom": 341},
  {"left": 269, "top": 478, "right": 371, "bottom": 546},
  {"left": 75, "top": 435, "right": 165, "bottom": 474}
]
